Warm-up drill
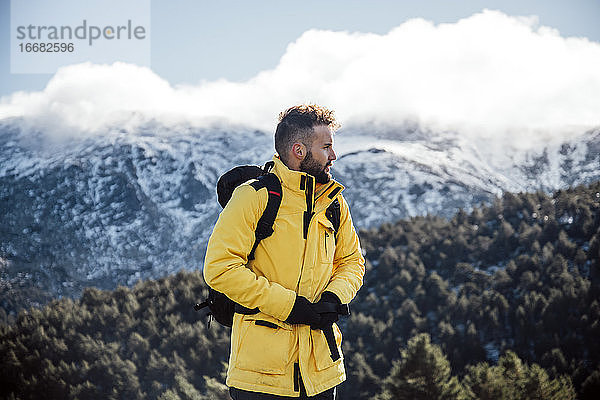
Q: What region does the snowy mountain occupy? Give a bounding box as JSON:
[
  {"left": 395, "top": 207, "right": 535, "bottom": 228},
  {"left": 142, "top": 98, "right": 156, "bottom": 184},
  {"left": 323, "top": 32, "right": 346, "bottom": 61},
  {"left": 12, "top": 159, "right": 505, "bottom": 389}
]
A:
[
  {"left": 334, "top": 127, "right": 600, "bottom": 226},
  {"left": 1, "top": 120, "right": 599, "bottom": 303}
]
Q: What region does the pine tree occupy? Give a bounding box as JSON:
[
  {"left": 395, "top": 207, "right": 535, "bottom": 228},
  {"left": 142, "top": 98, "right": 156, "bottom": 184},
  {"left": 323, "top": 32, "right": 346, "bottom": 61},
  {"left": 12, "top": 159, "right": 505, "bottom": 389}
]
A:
[
  {"left": 379, "top": 333, "right": 465, "bottom": 400},
  {"left": 462, "top": 351, "right": 576, "bottom": 400}
]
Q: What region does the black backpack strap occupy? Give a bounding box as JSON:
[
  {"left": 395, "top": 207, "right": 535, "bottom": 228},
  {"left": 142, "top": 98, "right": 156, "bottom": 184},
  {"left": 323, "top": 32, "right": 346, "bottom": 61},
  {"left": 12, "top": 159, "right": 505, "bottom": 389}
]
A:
[
  {"left": 325, "top": 198, "right": 341, "bottom": 241},
  {"left": 248, "top": 172, "right": 282, "bottom": 260}
]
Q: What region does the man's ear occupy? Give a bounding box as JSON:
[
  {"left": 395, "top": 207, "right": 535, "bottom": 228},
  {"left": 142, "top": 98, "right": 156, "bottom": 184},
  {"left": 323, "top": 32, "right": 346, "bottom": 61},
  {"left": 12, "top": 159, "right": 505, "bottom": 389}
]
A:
[{"left": 291, "top": 142, "right": 306, "bottom": 161}]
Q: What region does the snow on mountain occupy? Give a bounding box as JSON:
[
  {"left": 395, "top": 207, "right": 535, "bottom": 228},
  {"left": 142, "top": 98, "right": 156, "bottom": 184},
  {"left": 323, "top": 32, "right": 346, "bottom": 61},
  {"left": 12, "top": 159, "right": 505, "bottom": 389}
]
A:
[
  {"left": 334, "top": 127, "right": 600, "bottom": 226},
  {"left": 0, "top": 121, "right": 273, "bottom": 299},
  {"left": 1, "top": 120, "right": 599, "bottom": 301}
]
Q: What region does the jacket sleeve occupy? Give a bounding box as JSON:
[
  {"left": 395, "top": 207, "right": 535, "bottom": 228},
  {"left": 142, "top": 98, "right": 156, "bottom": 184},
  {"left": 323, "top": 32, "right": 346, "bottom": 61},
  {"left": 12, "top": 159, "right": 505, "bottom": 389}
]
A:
[
  {"left": 203, "top": 183, "right": 296, "bottom": 321},
  {"left": 324, "top": 194, "right": 365, "bottom": 304}
]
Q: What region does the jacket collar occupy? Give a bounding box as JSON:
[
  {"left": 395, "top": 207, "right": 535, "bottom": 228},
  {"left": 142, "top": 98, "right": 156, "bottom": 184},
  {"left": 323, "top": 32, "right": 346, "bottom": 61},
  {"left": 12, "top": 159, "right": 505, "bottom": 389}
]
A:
[{"left": 271, "top": 155, "right": 344, "bottom": 206}]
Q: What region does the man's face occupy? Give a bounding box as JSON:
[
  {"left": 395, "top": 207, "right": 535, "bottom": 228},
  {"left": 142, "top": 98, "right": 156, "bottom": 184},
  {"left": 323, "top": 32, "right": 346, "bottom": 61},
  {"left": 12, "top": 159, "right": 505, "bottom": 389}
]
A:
[{"left": 299, "top": 124, "right": 337, "bottom": 184}]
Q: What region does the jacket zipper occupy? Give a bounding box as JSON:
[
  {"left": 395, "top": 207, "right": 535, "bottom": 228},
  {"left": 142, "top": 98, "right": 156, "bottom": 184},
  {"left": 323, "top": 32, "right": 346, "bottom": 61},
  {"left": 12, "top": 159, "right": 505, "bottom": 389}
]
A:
[
  {"left": 296, "top": 178, "right": 341, "bottom": 292},
  {"left": 297, "top": 174, "right": 314, "bottom": 292}
]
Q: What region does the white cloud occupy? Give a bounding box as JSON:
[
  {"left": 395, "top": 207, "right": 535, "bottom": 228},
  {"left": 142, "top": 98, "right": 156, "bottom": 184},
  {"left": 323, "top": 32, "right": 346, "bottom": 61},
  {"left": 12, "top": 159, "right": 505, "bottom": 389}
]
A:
[{"left": 1, "top": 9, "right": 599, "bottom": 147}]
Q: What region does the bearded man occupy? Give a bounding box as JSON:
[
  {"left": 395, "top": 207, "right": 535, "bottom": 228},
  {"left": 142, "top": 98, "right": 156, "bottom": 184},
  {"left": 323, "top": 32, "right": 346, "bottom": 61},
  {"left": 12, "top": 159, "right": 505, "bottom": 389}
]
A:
[{"left": 204, "top": 104, "right": 365, "bottom": 399}]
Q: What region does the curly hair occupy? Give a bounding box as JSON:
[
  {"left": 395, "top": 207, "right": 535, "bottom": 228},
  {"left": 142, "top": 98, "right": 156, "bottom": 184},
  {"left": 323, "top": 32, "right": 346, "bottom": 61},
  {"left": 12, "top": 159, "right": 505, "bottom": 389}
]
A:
[{"left": 274, "top": 104, "right": 340, "bottom": 164}]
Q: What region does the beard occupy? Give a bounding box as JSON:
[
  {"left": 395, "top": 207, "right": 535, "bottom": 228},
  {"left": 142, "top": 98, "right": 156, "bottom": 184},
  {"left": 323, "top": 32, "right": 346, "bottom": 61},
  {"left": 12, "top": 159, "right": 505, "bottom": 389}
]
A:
[{"left": 299, "top": 150, "right": 331, "bottom": 184}]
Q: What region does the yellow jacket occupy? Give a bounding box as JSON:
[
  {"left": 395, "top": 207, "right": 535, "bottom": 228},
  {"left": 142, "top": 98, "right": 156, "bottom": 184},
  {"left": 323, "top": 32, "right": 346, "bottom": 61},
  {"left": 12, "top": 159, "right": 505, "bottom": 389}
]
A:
[{"left": 203, "top": 156, "right": 365, "bottom": 396}]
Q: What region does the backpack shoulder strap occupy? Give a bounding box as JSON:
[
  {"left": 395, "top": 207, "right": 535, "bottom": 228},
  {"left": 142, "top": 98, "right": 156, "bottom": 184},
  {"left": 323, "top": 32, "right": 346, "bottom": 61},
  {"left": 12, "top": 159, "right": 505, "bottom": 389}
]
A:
[{"left": 248, "top": 170, "right": 282, "bottom": 260}]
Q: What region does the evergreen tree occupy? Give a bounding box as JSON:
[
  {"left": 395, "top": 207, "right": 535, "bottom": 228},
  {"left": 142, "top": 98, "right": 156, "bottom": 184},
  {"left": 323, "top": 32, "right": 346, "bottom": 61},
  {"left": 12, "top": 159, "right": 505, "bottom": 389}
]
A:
[
  {"left": 462, "top": 351, "right": 576, "bottom": 400},
  {"left": 3, "top": 181, "right": 600, "bottom": 399},
  {"left": 379, "top": 333, "right": 465, "bottom": 400}
]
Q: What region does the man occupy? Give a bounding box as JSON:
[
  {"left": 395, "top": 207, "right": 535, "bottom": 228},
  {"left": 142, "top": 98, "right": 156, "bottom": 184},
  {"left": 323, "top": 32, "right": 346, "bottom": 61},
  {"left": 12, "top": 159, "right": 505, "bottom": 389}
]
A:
[{"left": 204, "top": 104, "right": 365, "bottom": 399}]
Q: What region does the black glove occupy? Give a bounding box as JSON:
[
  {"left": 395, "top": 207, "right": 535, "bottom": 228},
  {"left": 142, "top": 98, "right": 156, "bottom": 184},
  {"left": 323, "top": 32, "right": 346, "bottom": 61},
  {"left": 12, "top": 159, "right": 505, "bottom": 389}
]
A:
[
  {"left": 285, "top": 296, "right": 321, "bottom": 326},
  {"left": 311, "top": 291, "right": 341, "bottom": 330}
]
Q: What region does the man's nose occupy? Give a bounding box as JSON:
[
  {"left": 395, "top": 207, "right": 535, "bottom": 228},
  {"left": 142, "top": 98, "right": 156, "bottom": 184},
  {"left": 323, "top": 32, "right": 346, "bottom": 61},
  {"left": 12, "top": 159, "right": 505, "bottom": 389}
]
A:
[{"left": 329, "top": 148, "right": 337, "bottom": 161}]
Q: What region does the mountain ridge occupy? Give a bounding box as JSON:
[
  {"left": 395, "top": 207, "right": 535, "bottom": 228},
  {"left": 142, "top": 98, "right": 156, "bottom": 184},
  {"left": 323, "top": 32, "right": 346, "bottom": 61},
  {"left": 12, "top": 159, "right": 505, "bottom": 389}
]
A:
[{"left": 1, "top": 120, "right": 599, "bottom": 304}]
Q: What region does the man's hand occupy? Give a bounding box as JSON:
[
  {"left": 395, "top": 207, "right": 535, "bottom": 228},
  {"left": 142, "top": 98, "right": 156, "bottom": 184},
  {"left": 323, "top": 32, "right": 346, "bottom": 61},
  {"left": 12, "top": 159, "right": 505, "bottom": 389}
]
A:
[
  {"left": 285, "top": 296, "right": 321, "bottom": 326},
  {"left": 310, "top": 291, "right": 341, "bottom": 330}
]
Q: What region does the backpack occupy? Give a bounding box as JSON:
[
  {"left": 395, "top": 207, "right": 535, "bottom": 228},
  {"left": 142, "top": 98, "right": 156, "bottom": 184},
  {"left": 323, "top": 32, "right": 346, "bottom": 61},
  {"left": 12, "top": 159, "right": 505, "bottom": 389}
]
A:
[{"left": 195, "top": 161, "right": 341, "bottom": 328}]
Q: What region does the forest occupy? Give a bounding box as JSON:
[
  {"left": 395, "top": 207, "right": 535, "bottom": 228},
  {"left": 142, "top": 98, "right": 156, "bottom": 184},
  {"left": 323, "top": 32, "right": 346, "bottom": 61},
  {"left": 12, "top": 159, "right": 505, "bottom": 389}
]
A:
[{"left": 1, "top": 181, "right": 599, "bottom": 399}]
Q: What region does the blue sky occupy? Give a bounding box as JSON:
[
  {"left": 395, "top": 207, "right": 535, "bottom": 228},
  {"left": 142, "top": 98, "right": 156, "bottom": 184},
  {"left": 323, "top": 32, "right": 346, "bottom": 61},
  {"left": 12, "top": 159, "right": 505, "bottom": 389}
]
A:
[{"left": 1, "top": 0, "right": 600, "bottom": 97}]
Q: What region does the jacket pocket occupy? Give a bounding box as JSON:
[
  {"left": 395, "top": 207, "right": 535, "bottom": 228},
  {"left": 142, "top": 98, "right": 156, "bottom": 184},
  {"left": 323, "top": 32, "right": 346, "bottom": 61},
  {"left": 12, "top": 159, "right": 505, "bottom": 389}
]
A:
[
  {"left": 310, "top": 323, "right": 343, "bottom": 371},
  {"left": 317, "top": 216, "right": 336, "bottom": 264},
  {"left": 235, "top": 315, "right": 294, "bottom": 375}
]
